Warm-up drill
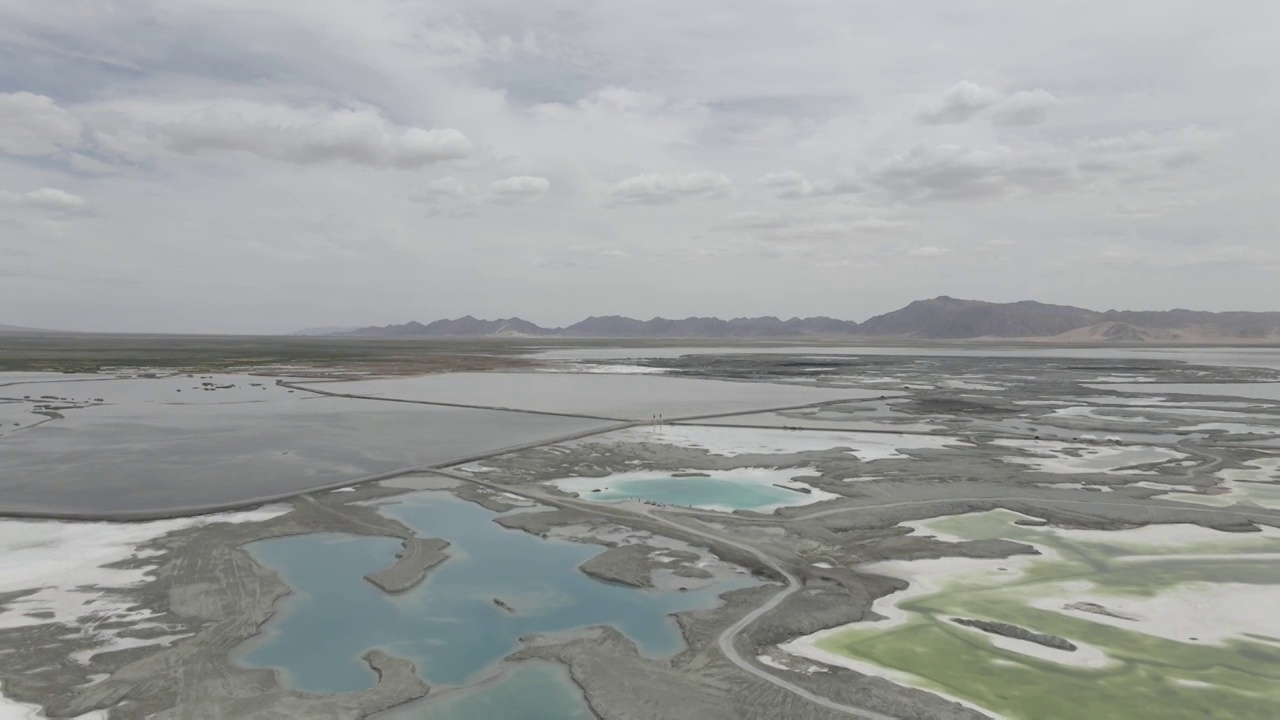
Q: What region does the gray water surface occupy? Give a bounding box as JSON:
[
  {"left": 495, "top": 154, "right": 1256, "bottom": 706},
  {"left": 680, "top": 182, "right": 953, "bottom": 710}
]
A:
[
  {"left": 533, "top": 345, "right": 1280, "bottom": 371},
  {"left": 301, "top": 372, "right": 873, "bottom": 421},
  {"left": 0, "top": 374, "right": 609, "bottom": 516},
  {"left": 1091, "top": 382, "right": 1280, "bottom": 403}
]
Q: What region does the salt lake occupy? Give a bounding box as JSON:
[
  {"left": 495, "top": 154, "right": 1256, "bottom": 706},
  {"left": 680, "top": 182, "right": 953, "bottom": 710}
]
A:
[{"left": 237, "top": 493, "right": 755, "bottom": 700}]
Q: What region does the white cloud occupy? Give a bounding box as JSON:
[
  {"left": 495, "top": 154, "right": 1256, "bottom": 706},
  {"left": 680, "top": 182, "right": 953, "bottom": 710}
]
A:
[
  {"left": 609, "top": 172, "right": 732, "bottom": 205},
  {"left": 0, "top": 92, "right": 83, "bottom": 156},
  {"left": 559, "top": 87, "right": 669, "bottom": 116},
  {"left": 65, "top": 153, "right": 116, "bottom": 175},
  {"left": 758, "top": 171, "right": 813, "bottom": 198},
  {"left": 854, "top": 216, "right": 913, "bottom": 232},
  {"left": 873, "top": 144, "right": 1073, "bottom": 203},
  {"left": 1078, "top": 126, "right": 1219, "bottom": 171},
  {"left": 718, "top": 211, "right": 912, "bottom": 239},
  {"left": 411, "top": 176, "right": 481, "bottom": 218},
  {"left": 0, "top": 0, "right": 1273, "bottom": 330},
  {"left": 719, "top": 211, "right": 795, "bottom": 231},
  {"left": 992, "top": 89, "right": 1062, "bottom": 126},
  {"left": 758, "top": 171, "right": 860, "bottom": 199},
  {"left": 412, "top": 174, "right": 550, "bottom": 216},
  {"left": 86, "top": 99, "right": 472, "bottom": 168},
  {"left": 915, "top": 81, "right": 1002, "bottom": 124},
  {"left": 421, "top": 177, "right": 474, "bottom": 198},
  {"left": 1107, "top": 196, "right": 1195, "bottom": 219},
  {"left": 488, "top": 175, "right": 550, "bottom": 200},
  {"left": 917, "top": 82, "right": 1061, "bottom": 126},
  {"left": 908, "top": 245, "right": 951, "bottom": 258},
  {"left": 522, "top": 87, "right": 712, "bottom": 170},
  {"left": 0, "top": 187, "right": 90, "bottom": 213}
]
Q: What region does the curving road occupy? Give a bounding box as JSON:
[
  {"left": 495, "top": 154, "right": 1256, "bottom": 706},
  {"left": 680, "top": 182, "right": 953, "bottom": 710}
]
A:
[
  {"left": 643, "top": 509, "right": 900, "bottom": 719},
  {"left": 432, "top": 467, "right": 904, "bottom": 718}
]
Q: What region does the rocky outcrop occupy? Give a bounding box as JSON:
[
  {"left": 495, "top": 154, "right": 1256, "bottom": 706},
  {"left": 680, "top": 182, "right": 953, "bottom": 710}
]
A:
[{"left": 951, "top": 617, "right": 1078, "bottom": 651}]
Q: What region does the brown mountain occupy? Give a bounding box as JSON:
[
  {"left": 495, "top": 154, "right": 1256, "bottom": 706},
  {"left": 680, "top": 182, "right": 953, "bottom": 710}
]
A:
[
  {"left": 339, "top": 316, "right": 557, "bottom": 338},
  {"left": 322, "top": 297, "right": 1280, "bottom": 341},
  {"left": 856, "top": 297, "right": 1103, "bottom": 339},
  {"left": 562, "top": 316, "right": 860, "bottom": 338}
]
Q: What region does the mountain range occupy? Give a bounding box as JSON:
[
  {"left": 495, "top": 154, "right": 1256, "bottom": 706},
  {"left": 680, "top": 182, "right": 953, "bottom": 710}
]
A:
[{"left": 318, "top": 297, "right": 1280, "bottom": 342}]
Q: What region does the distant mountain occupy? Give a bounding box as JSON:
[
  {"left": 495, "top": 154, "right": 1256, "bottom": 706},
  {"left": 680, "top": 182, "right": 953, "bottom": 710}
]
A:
[
  {"left": 316, "top": 298, "right": 1280, "bottom": 342},
  {"left": 339, "top": 316, "right": 557, "bottom": 338},
  {"left": 562, "top": 315, "right": 860, "bottom": 338},
  {"left": 0, "top": 323, "right": 65, "bottom": 334},
  {"left": 857, "top": 296, "right": 1103, "bottom": 339},
  {"left": 294, "top": 326, "right": 362, "bottom": 336}
]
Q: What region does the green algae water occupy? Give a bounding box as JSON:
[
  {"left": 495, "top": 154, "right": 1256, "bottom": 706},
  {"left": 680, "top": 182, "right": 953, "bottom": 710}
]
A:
[
  {"left": 237, "top": 492, "right": 754, "bottom": 701},
  {"left": 802, "top": 510, "right": 1280, "bottom": 720}
]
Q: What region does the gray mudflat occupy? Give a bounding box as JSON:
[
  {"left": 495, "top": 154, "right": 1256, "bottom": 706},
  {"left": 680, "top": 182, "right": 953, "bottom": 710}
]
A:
[
  {"left": 578, "top": 543, "right": 707, "bottom": 588},
  {"left": 364, "top": 537, "right": 451, "bottom": 594},
  {"left": 0, "top": 375, "right": 610, "bottom": 518}
]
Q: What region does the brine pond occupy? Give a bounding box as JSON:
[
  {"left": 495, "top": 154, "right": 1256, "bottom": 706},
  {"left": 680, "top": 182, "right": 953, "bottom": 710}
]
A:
[
  {"left": 299, "top": 371, "right": 872, "bottom": 421},
  {"left": 237, "top": 493, "right": 755, "bottom": 707},
  {"left": 0, "top": 374, "right": 610, "bottom": 517},
  {"left": 553, "top": 469, "right": 836, "bottom": 512},
  {"left": 1091, "top": 382, "right": 1280, "bottom": 403}
]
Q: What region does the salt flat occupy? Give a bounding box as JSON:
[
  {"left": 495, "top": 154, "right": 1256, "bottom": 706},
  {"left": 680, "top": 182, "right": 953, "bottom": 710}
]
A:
[{"left": 604, "top": 425, "right": 971, "bottom": 461}]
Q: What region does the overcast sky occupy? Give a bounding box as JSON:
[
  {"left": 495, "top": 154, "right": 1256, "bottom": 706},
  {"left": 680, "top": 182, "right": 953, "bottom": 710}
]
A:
[{"left": 1, "top": 1, "right": 1276, "bottom": 333}]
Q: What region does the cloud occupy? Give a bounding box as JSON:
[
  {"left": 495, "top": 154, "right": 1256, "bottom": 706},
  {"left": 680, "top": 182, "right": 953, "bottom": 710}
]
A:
[
  {"left": 717, "top": 211, "right": 912, "bottom": 239},
  {"left": 1107, "top": 196, "right": 1195, "bottom": 219},
  {"left": 0, "top": 1, "right": 1272, "bottom": 330},
  {"left": 854, "top": 216, "right": 913, "bottom": 232},
  {"left": 916, "top": 82, "right": 1061, "bottom": 126},
  {"left": 758, "top": 171, "right": 813, "bottom": 198},
  {"left": 719, "top": 211, "right": 795, "bottom": 231},
  {"left": 0, "top": 187, "right": 90, "bottom": 213},
  {"left": 0, "top": 92, "right": 83, "bottom": 157},
  {"left": 915, "top": 81, "right": 1002, "bottom": 124},
  {"left": 609, "top": 172, "right": 732, "bottom": 205},
  {"left": 412, "top": 174, "right": 550, "bottom": 216},
  {"left": 87, "top": 99, "right": 473, "bottom": 168},
  {"left": 907, "top": 245, "right": 951, "bottom": 258},
  {"left": 1078, "top": 126, "right": 1219, "bottom": 172},
  {"left": 65, "top": 153, "right": 116, "bottom": 175},
  {"left": 758, "top": 171, "right": 860, "bottom": 199},
  {"left": 991, "top": 89, "right": 1062, "bottom": 126},
  {"left": 866, "top": 126, "right": 1218, "bottom": 205},
  {"left": 420, "top": 177, "right": 474, "bottom": 198},
  {"left": 872, "top": 144, "right": 1073, "bottom": 203},
  {"left": 526, "top": 88, "right": 711, "bottom": 168},
  {"left": 488, "top": 175, "right": 550, "bottom": 200}
]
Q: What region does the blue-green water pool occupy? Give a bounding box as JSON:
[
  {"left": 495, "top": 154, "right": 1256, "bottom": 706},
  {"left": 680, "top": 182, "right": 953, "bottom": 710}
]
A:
[{"left": 237, "top": 493, "right": 754, "bottom": 695}]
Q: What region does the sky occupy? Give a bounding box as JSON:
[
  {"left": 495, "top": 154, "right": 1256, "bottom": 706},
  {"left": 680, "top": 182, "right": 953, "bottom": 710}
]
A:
[{"left": 0, "top": 1, "right": 1277, "bottom": 333}]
